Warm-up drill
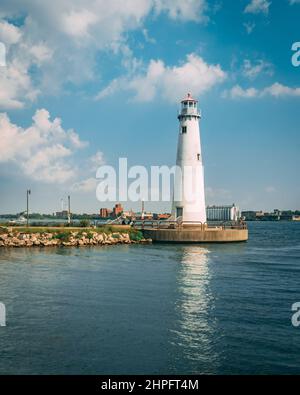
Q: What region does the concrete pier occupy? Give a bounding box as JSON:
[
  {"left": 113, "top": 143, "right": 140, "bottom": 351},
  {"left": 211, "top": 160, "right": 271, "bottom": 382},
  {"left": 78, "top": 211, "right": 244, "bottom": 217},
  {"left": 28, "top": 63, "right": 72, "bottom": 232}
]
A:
[{"left": 143, "top": 227, "right": 248, "bottom": 244}]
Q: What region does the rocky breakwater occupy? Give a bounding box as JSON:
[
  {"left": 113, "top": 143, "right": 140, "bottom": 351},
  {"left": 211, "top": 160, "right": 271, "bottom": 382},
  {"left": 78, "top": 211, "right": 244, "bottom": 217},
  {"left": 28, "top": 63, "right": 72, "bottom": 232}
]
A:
[{"left": 0, "top": 227, "right": 151, "bottom": 248}]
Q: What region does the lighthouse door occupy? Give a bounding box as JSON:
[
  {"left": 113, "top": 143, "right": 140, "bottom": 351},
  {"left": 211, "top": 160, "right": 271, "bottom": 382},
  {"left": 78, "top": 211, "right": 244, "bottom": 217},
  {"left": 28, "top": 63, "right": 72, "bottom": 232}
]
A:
[{"left": 176, "top": 207, "right": 183, "bottom": 220}]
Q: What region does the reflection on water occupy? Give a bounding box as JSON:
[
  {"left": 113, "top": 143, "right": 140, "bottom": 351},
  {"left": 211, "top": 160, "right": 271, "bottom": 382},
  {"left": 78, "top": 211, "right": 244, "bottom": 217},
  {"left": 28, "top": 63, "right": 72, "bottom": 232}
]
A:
[{"left": 171, "top": 246, "right": 221, "bottom": 374}]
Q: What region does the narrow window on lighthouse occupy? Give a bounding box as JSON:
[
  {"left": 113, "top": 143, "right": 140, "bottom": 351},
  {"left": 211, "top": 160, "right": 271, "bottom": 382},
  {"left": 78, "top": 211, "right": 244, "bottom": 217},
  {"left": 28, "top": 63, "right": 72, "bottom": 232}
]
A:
[
  {"left": 197, "top": 154, "right": 201, "bottom": 161},
  {"left": 182, "top": 126, "right": 187, "bottom": 134}
]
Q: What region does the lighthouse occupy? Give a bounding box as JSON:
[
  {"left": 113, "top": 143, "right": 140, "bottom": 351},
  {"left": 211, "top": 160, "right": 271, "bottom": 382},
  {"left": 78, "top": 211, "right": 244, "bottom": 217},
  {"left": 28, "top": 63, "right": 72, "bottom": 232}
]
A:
[
  {"left": 172, "top": 94, "right": 207, "bottom": 225},
  {"left": 143, "top": 94, "right": 248, "bottom": 242}
]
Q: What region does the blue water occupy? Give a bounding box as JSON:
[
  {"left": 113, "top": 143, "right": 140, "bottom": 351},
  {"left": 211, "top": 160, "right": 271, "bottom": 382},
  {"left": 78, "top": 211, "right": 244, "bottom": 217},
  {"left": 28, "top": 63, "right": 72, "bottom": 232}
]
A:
[{"left": 0, "top": 222, "right": 299, "bottom": 375}]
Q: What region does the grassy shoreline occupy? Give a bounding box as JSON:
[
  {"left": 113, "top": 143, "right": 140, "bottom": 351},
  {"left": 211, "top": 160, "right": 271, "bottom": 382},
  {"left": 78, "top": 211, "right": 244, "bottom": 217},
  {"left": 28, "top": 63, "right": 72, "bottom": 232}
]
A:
[{"left": 2, "top": 225, "right": 132, "bottom": 234}]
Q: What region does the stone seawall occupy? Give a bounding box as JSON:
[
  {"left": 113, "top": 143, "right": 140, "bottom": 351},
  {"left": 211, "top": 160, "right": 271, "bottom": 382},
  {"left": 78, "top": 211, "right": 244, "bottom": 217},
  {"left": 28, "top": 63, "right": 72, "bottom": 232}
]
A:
[{"left": 0, "top": 228, "right": 151, "bottom": 248}]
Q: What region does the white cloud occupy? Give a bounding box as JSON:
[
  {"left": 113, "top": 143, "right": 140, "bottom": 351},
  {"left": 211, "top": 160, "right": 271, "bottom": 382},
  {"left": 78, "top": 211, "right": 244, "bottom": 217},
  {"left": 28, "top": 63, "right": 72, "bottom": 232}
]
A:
[
  {"left": 263, "top": 82, "right": 300, "bottom": 97},
  {"left": 68, "top": 130, "right": 88, "bottom": 149},
  {"left": 0, "top": 60, "right": 38, "bottom": 109},
  {"left": 72, "top": 177, "right": 98, "bottom": 192},
  {"left": 243, "top": 59, "right": 273, "bottom": 79},
  {"left": 0, "top": 20, "right": 22, "bottom": 45},
  {"left": 224, "top": 82, "right": 300, "bottom": 99},
  {"left": 244, "top": 0, "right": 271, "bottom": 14},
  {"left": 71, "top": 151, "right": 105, "bottom": 193},
  {"left": 142, "top": 29, "right": 156, "bottom": 44},
  {"left": 29, "top": 43, "right": 54, "bottom": 66},
  {"left": 62, "top": 9, "right": 98, "bottom": 38},
  {"left": 0, "top": 20, "right": 54, "bottom": 109},
  {"left": 0, "top": 1, "right": 208, "bottom": 109},
  {"left": 89, "top": 151, "right": 105, "bottom": 170},
  {"left": 97, "top": 54, "right": 226, "bottom": 103},
  {"left": 0, "top": 109, "right": 87, "bottom": 183},
  {"left": 154, "top": 0, "right": 207, "bottom": 22},
  {"left": 224, "top": 85, "right": 259, "bottom": 99}
]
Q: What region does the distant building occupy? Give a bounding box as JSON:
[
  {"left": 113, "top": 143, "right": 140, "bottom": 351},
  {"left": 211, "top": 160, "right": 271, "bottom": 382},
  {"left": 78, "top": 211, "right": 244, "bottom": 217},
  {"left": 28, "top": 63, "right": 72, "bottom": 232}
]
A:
[
  {"left": 112, "top": 203, "right": 123, "bottom": 218},
  {"left": 122, "top": 210, "right": 134, "bottom": 218},
  {"left": 276, "top": 213, "right": 300, "bottom": 222},
  {"left": 255, "top": 211, "right": 265, "bottom": 218},
  {"left": 153, "top": 213, "right": 171, "bottom": 221},
  {"left": 100, "top": 204, "right": 124, "bottom": 218},
  {"left": 56, "top": 210, "right": 69, "bottom": 218},
  {"left": 241, "top": 211, "right": 263, "bottom": 221},
  {"left": 207, "top": 204, "right": 240, "bottom": 222},
  {"left": 99, "top": 208, "right": 112, "bottom": 218},
  {"left": 143, "top": 213, "right": 153, "bottom": 220},
  {"left": 135, "top": 212, "right": 153, "bottom": 220},
  {"left": 241, "top": 209, "right": 300, "bottom": 221}
]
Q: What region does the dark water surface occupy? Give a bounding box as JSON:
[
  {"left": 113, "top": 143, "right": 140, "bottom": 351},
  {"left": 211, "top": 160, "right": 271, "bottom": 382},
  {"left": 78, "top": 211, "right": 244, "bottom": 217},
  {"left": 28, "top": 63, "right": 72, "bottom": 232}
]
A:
[{"left": 0, "top": 222, "right": 300, "bottom": 375}]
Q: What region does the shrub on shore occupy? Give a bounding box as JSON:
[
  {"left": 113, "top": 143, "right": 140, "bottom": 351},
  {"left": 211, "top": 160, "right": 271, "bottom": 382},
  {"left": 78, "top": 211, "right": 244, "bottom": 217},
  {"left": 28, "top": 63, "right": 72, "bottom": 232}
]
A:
[
  {"left": 129, "top": 230, "right": 143, "bottom": 241},
  {"left": 86, "top": 231, "right": 94, "bottom": 240},
  {"left": 0, "top": 226, "right": 8, "bottom": 234},
  {"left": 79, "top": 219, "right": 91, "bottom": 227},
  {"left": 53, "top": 232, "right": 71, "bottom": 242}
]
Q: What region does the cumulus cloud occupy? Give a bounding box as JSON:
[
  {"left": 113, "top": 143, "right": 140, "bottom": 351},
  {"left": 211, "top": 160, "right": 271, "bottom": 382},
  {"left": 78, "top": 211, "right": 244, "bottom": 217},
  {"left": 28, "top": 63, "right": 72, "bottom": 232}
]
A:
[
  {"left": 62, "top": 9, "right": 98, "bottom": 38},
  {"left": 0, "top": 0, "right": 208, "bottom": 109},
  {"left": 96, "top": 54, "right": 226, "bottom": 103},
  {"left": 224, "top": 85, "right": 258, "bottom": 99},
  {"left": 71, "top": 151, "right": 105, "bottom": 193},
  {"left": 0, "top": 109, "right": 87, "bottom": 183},
  {"left": 0, "top": 20, "right": 53, "bottom": 109},
  {"left": 263, "top": 83, "right": 300, "bottom": 97},
  {"left": 0, "top": 20, "right": 22, "bottom": 45},
  {"left": 224, "top": 82, "right": 300, "bottom": 99},
  {"left": 0, "top": 62, "right": 36, "bottom": 109},
  {"left": 244, "top": 0, "right": 271, "bottom": 14}
]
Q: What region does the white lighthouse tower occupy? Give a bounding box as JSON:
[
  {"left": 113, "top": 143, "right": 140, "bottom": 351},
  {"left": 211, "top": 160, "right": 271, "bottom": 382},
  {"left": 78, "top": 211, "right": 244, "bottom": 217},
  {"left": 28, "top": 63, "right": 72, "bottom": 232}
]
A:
[{"left": 172, "top": 93, "right": 207, "bottom": 225}]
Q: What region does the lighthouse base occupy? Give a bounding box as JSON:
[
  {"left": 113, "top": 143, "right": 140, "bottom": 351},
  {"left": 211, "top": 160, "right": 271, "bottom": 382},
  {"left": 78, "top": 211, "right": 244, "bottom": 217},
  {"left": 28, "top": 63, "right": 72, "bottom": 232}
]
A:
[{"left": 143, "top": 227, "right": 248, "bottom": 244}]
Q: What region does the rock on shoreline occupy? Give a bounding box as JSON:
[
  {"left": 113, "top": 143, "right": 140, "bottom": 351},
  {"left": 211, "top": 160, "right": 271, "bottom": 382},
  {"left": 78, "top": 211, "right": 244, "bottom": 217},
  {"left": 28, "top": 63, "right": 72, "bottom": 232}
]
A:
[{"left": 0, "top": 228, "right": 151, "bottom": 248}]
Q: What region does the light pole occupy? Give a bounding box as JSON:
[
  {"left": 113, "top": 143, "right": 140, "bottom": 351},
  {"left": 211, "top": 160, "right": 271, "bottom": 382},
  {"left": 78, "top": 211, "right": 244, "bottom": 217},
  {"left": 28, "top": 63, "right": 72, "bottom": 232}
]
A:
[
  {"left": 68, "top": 195, "right": 71, "bottom": 225},
  {"left": 26, "top": 189, "right": 31, "bottom": 227}
]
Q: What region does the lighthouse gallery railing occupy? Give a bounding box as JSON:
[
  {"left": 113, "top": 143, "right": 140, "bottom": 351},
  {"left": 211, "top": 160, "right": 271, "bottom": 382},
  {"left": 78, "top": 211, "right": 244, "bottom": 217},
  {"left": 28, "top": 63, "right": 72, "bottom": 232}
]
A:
[{"left": 133, "top": 220, "right": 248, "bottom": 231}]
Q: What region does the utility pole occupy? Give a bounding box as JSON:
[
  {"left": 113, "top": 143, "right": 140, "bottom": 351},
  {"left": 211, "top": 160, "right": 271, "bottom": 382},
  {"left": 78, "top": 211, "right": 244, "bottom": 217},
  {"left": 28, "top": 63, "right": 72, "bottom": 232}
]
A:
[
  {"left": 68, "top": 195, "right": 71, "bottom": 225},
  {"left": 26, "top": 189, "right": 31, "bottom": 227},
  {"left": 141, "top": 200, "right": 145, "bottom": 220}
]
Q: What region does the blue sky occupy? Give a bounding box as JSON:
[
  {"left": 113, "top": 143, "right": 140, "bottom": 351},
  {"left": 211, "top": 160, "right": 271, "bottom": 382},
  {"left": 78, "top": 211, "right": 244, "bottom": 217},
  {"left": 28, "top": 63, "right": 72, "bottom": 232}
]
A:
[{"left": 0, "top": 0, "right": 299, "bottom": 214}]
